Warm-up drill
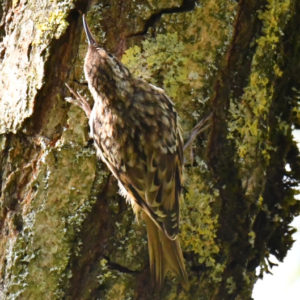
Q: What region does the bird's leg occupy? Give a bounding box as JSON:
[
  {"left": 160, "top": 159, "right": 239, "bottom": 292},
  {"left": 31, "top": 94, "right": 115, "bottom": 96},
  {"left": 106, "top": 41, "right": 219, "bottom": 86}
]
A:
[
  {"left": 183, "top": 112, "right": 213, "bottom": 151},
  {"left": 65, "top": 83, "right": 91, "bottom": 118}
]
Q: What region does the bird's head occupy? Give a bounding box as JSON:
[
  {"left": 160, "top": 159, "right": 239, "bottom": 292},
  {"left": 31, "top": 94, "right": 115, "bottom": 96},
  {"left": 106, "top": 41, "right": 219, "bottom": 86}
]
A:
[
  {"left": 82, "top": 14, "right": 109, "bottom": 74},
  {"left": 82, "top": 14, "right": 131, "bottom": 101}
]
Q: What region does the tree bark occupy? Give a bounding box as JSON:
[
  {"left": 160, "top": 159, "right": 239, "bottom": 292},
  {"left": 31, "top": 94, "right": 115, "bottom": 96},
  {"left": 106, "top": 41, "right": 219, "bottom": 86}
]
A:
[{"left": 0, "top": 0, "right": 299, "bottom": 299}]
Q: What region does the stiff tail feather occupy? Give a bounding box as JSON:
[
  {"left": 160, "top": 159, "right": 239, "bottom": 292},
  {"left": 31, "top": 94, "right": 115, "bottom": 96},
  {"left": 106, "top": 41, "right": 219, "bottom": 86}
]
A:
[{"left": 143, "top": 213, "right": 188, "bottom": 288}]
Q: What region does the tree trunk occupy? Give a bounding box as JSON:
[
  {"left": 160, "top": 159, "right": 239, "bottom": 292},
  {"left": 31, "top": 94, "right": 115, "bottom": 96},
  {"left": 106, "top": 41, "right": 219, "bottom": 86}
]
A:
[{"left": 0, "top": 0, "right": 299, "bottom": 299}]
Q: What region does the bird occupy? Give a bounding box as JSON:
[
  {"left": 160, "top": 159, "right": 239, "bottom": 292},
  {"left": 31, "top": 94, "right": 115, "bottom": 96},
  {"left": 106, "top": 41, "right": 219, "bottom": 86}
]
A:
[{"left": 66, "top": 14, "right": 188, "bottom": 288}]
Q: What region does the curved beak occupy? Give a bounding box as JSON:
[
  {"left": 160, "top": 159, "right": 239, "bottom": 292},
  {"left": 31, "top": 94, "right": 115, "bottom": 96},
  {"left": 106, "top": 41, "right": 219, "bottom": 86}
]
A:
[{"left": 82, "top": 14, "right": 96, "bottom": 45}]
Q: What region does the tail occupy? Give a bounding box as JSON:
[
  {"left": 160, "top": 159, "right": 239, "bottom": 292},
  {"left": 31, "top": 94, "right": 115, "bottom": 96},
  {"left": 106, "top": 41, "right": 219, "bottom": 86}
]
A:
[{"left": 143, "top": 214, "right": 188, "bottom": 288}]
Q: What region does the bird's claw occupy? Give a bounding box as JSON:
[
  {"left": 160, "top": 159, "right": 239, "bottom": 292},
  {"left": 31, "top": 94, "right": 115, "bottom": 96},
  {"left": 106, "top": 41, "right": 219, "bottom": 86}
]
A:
[{"left": 65, "top": 83, "right": 92, "bottom": 118}]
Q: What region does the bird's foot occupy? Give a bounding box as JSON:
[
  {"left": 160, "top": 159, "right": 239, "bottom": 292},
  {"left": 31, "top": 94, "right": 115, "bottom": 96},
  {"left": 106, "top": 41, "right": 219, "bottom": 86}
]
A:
[{"left": 65, "top": 83, "right": 91, "bottom": 118}]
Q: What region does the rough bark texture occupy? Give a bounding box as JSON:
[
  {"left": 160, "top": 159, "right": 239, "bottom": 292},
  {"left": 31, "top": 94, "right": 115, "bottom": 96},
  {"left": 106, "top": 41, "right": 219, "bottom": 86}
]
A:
[{"left": 0, "top": 0, "right": 299, "bottom": 299}]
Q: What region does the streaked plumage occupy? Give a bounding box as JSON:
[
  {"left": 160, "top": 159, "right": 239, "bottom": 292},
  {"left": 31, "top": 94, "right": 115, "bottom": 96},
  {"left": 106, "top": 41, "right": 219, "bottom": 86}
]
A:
[{"left": 78, "top": 15, "right": 187, "bottom": 287}]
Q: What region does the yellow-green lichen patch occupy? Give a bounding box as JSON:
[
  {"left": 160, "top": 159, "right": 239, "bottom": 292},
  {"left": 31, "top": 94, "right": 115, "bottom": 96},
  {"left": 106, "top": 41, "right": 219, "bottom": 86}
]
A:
[
  {"left": 180, "top": 168, "right": 225, "bottom": 284},
  {"left": 147, "top": 0, "right": 182, "bottom": 10},
  {"left": 225, "top": 276, "right": 236, "bottom": 294},
  {"left": 122, "top": 32, "right": 187, "bottom": 97},
  {"left": 34, "top": 0, "right": 75, "bottom": 46},
  {"left": 95, "top": 258, "right": 135, "bottom": 300},
  {"left": 101, "top": 276, "right": 135, "bottom": 300},
  {"left": 106, "top": 203, "right": 148, "bottom": 272}
]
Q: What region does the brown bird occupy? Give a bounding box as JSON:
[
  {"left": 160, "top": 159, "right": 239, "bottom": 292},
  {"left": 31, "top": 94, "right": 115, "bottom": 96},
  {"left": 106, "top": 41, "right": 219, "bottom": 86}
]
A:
[{"left": 66, "top": 14, "right": 188, "bottom": 287}]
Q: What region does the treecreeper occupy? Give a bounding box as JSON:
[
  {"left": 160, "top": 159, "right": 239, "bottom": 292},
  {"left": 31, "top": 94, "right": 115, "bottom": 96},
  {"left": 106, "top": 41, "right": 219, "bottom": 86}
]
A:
[{"left": 66, "top": 14, "right": 188, "bottom": 288}]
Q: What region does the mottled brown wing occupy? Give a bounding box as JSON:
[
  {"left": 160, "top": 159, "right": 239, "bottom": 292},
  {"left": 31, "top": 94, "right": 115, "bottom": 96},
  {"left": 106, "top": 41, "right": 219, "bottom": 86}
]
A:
[
  {"left": 119, "top": 153, "right": 181, "bottom": 240},
  {"left": 119, "top": 113, "right": 183, "bottom": 240}
]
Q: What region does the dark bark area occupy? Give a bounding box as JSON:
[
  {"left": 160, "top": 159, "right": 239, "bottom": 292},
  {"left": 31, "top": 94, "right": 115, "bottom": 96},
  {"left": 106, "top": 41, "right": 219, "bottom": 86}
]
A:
[
  {"left": 207, "top": 1, "right": 264, "bottom": 298},
  {"left": 0, "top": 0, "right": 299, "bottom": 299}
]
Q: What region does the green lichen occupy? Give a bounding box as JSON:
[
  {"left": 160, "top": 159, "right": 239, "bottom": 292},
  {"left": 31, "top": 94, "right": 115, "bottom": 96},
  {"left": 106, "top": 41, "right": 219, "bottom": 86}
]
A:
[
  {"left": 95, "top": 258, "right": 135, "bottom": 300},
  {"left": 147, "top": 0, "right": 182, "bottom": 10},
  {"left": 122, "top": 32, "right": 187, "bottom": 100},
  {"left": 97, "top": 258, "right": 114, "bottom": 285},
  {"left": 225, "top": 276, "right": 236, "bottom": 294},
  {"left": 248, "top": 231, "right": 256, "bottom": 247},
  {"left": 103, "top": 277, "right": 135, "bottom": 300},
  {"left": 34, "top": 0, "right": 75, "bottom": 46},
  {"left": 181, "top": 169, "right": 225, "bottom": 284},
  {"left": 107, "top": 209, "right": 147, "bottom": 271}
]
